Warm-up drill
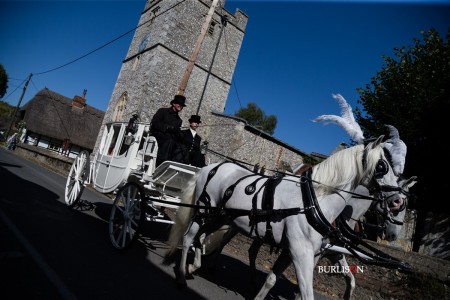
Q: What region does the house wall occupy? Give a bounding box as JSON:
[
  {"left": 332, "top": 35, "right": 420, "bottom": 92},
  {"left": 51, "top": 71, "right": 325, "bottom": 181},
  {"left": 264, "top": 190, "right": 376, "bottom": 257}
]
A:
[
  {"left": 23, "top": 131, "right": 82, "bottom": 159},
  {"left": 199, "top": 113, "right": 305, "bottom": 173},
  {"left": 14, "top": 143, "right": 73, "bottom": 175},
  {"left": 417, "top": 212, "right": 450, "bottom": 260}
]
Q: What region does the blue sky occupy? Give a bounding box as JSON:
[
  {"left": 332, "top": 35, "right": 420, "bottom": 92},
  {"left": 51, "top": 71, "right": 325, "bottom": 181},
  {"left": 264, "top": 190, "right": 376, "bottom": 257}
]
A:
[{"left": 1, "top": 0, "right": 449, "bottom": 155}]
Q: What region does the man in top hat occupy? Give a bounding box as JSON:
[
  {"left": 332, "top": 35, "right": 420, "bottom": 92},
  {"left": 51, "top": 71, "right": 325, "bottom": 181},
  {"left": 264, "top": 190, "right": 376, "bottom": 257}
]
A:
[
  {"left": 180, "top": 114, "right": 206, "bottom": 168},
  {"left": 150, "top": 94, "right": 187, "bottom": 166}
]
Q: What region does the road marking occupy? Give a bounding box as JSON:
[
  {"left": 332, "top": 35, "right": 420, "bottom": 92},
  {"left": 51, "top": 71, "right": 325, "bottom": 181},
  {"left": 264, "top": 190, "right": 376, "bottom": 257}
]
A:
[{"left": 0, "top": 207, "right": 78, "bottom": 300}]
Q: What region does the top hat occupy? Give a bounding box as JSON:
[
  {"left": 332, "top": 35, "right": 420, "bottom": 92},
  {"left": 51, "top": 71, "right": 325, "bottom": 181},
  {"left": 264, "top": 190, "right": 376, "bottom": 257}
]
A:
[
  {"left": 188, "top": 114, "right": 202, "bottom": 123},
  {"left": 170, "top": 95, "right": 187, "bottom": 107}
]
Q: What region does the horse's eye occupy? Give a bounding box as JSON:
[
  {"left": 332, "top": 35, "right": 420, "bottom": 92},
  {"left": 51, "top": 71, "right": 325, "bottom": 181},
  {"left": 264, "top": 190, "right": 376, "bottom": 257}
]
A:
[{"left": 374, "top": 159, "right": 389, "bottom": 179}]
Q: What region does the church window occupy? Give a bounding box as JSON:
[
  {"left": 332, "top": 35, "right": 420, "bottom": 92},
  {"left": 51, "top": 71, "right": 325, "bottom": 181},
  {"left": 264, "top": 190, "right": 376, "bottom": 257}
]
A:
[
  {"left": 112, "top": 92, "right": 128, "bottom": 122},
  {"left": 208, "top": 21, "right": 217, "bottom": 36}
]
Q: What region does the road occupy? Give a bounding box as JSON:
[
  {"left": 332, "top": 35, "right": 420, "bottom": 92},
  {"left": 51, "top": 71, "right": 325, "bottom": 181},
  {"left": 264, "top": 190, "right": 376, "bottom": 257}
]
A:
[{"left": 0, "top": 147, "right": 330, "bottom": 300}]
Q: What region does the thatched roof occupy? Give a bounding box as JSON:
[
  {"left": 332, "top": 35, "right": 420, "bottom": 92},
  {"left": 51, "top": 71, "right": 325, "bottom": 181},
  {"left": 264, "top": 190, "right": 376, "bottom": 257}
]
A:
[{"left": 20, "top": 88, "right": 104, "bottom": 149}]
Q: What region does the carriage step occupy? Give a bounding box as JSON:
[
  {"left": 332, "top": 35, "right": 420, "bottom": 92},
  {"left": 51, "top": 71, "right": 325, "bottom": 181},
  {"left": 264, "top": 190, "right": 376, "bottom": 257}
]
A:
[
  {"left": 145, "top": 211, "right": 164, "bottom": 218},
  {"left": 145, "top": 213, "right": 174, "bottom": 224}
]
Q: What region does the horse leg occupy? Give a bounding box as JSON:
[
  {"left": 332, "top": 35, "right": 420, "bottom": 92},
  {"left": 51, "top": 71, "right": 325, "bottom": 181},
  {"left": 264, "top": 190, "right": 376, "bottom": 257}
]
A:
[
  {"left": 330, "top": 254, "right": 355, "bottom": 300},
  {"left": 289, "top": 243, "right": 315, "bottom": 300},
  {"left": 188, "top": 222, "right": 234, "bottom": 275},
  {"left": 188, "top": 233, "right": 205, "bottom": 274},
  {"left": 253, "top": 248, "right": 292, "bottom": 300},
  {"left": 177, "top": 221, "right": 200, "bottom": 287},
  {"left": 206, "top": 225, "right": 238, "bottom": 272},
  {"left": 248, "top": 238, "right": 263, "bottom": 292}
]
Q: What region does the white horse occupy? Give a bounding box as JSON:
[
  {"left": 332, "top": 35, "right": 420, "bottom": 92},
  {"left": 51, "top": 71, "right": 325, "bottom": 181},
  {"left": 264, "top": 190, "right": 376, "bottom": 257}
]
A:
[
  {"left": 164, "top": 136, "right": 402, "bottom": 299},
  {"left": 173, "top": 95, "right": 412, "bottom": 299},
  {"left": 249, "top": 94, "right": 414, "bottom": 299}
]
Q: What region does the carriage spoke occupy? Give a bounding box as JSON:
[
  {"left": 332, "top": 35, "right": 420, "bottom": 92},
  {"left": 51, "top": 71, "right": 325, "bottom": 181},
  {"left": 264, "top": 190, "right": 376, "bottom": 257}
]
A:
[
  {"left": 64, "top": 150, "right": 90, "bottom": 207},
  {"left": 109, "top": 182, "right": 143, "bottom": 250}
]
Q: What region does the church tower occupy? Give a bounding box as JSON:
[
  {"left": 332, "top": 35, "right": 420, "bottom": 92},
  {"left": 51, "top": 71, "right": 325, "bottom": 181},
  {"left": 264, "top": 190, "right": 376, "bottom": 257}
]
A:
[{"left": 96, "top": 0, "right": 248, "bottom": 146}]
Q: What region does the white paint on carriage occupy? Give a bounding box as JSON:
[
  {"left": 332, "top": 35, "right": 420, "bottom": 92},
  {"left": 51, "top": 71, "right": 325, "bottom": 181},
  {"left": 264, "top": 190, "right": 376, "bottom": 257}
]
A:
[
  {"left": 92, "top": 122, "right": 149, "bottom": 193},
  {"left": 146, "top": 161, "right": 200, "bottom": 209}
]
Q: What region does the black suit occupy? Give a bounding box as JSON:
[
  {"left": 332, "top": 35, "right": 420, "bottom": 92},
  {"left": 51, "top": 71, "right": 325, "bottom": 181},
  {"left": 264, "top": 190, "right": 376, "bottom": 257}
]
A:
[
  {"left": 150, "top": 107, "right": 186, "bottom": 166},
  {"left": 180, "top": 129, "right": 205, "bottom": 167}
]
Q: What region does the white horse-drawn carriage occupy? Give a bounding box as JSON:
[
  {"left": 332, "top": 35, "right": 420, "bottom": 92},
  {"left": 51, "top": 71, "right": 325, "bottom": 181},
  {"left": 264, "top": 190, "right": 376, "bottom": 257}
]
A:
[
  {"left": 64, "top": 120, "right": 201, "bottom": 249},
  {"left": 63, "top": 95, "right": 415, "bottom": 299}
]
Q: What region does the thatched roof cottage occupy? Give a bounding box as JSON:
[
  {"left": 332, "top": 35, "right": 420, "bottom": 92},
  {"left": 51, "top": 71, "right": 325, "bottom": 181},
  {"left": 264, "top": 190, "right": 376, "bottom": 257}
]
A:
[{"left": 19, "top": 88, "right": 104, "bottom": 158}]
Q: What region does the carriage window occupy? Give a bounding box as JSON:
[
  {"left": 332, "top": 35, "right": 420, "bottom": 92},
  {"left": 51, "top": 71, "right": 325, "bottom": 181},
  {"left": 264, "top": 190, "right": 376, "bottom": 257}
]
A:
[
  {"left": 107, "top": 125, "right": 121, "bottom": 156},
  {"left": 118, "top": 132, "right": 133, "bottom": 156}
]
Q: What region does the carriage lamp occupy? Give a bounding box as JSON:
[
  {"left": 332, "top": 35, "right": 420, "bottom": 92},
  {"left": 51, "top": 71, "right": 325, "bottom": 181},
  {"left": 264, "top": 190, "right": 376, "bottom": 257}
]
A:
[{"left": 201, "top": 141, "right": 209, "bottom": 154}]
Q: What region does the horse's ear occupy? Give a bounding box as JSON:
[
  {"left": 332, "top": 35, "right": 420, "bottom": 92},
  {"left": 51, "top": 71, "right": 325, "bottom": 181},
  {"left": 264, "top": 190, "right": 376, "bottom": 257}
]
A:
[
  {"left": 405, "top": 176, "right": 418, "bottom": 188},
  {"left": 369, "top": 135, "right": 384, "bottom": 149}
]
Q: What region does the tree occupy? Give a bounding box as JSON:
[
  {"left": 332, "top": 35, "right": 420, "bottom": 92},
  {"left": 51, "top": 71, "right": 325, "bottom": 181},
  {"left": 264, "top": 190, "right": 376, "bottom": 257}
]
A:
[
  {"left": 235, "top": 102, "right": 277, "bottom": 135},
  {"left": 354, "top": 28, "right": 450, "bottom": 216},
  {"left": 0, "top": 64, "right": 8, "bottom": 99}
]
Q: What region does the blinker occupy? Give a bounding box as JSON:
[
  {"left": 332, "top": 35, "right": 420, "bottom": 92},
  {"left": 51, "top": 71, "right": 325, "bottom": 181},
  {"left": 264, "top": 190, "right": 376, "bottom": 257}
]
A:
[{"left": 374, "top": 159, "right": 389, "bottom": 179}]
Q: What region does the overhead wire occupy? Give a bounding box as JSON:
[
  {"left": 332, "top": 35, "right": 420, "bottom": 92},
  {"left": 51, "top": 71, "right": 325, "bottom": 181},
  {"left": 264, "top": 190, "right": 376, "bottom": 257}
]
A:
[
  {"left": 32, "top": 0, "right": 189, "bottom": 76},
  {"left": 221, "top": 13, "right": 243, "bottom": 111},
  {"left": 1, "top": 78, "right": 27, "bottom": 101}
]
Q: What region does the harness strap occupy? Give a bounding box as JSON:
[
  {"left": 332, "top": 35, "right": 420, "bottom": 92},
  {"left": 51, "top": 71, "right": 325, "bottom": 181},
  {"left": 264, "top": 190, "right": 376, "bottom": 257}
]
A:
[
  {"left": 245, "top": 176, "right": 267, "bottom": 195},
  {"left": 196, "top": 162, "right": 229, "bottom": 214},
  {"left": 222, "top": 174, "right": 259, "bottom": 207},
  {"left": 300, "top": 168, "right": 341, "bottom": 239},
  {"left": 335, "top": 214, "right": 365, "bottom": 244},
  {"left": 261, "top": 175, "right": 285, "bottom": 246},
  {"left": 250, "top": 181, "right": 267, "bottom": 236}
]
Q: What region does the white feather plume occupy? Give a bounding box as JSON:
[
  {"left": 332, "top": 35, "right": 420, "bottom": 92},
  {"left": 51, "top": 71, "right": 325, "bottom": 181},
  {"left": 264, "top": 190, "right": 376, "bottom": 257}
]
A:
[
  {"left": 384, "top": 125, "right": 407, "bottom": 175},
  {"left": 313, "top": 94, "right": 365, "bottom": 143}
]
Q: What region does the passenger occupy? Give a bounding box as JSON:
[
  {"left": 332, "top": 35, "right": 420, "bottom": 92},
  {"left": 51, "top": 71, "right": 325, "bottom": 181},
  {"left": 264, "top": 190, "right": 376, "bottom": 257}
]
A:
[
  {"left": 150, "top": 95, "right": 187, "bottom": 167},
  {"left": 7, "top": 133, "right": 17, "bottom": 151},
  {"left": 180, "top": 114, "right": 206, "bottom": 168}
]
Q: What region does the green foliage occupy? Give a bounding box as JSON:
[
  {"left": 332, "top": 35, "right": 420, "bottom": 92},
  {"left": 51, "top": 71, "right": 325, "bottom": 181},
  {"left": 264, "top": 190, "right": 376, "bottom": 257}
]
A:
[
  {"left": 354, "top": 28, "right": 450, "bottom": 212},
  {"left": 302, "top": 155, "right": 319, "bottom": 165},
  {"left": 0, "top": 64, "right": 8, "bottom": 99},
  {"left": 0, "top": 100, "right": 14, "bottom": 116},
  {"left": 235, "top": 102, "right": 277, "bottom": 135}
]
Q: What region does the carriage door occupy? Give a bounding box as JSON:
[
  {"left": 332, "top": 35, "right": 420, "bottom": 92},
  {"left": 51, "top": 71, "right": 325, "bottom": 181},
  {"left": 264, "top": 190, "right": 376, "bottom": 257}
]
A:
[{"left": 93, "top": 123, "right": 129, "bottom": 193}]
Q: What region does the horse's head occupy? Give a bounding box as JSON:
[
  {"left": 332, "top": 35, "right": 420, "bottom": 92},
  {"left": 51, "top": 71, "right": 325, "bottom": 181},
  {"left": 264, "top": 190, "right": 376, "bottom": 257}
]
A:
[
  {"left": 371, "top": 176, "right": 418, "bottom": 241},
  {"left": 359, "top": 135, "right": 401, "bottom": 194}
]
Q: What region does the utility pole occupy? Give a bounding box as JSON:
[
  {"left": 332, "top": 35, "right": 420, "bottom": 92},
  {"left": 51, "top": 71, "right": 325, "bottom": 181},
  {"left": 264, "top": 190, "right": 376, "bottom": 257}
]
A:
[
  {"left": 177, "top": 0, "right": 220, "bottom": 96},
  {"left": 196, "top": 15, "right": 228, "bottom": 115},
  {"left": 3, "top": 73, "right": 32, "bottom": 141}
]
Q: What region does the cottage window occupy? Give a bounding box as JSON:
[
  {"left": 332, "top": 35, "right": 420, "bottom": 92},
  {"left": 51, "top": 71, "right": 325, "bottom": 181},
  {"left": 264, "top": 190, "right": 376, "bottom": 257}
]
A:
[{"left": 48, "top": 139, "right": 62, "bottom": 152}]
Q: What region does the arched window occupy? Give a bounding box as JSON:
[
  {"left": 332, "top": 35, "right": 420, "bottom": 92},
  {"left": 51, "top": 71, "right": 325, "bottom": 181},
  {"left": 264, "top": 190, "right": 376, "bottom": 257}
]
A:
[{"left": 112, "top": 92, "right": 128, "bottom": 122}]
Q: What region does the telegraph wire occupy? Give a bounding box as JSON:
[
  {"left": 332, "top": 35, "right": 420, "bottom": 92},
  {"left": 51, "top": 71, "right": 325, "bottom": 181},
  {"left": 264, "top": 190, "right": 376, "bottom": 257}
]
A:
[{"left": 33, "top": 0, "right": 188, "bottom": 76}]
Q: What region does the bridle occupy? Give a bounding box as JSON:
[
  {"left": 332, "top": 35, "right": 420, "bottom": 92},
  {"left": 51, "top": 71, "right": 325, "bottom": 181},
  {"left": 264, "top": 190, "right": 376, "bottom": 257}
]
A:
[{"left": 359, "top": 144, "right": 409, "bottom": 229}]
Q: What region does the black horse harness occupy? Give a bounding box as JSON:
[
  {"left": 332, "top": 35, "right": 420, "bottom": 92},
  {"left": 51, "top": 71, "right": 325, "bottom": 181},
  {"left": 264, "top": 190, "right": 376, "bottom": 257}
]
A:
[{"left": 192, "top": 159, "right": 411, "bottom": 271}]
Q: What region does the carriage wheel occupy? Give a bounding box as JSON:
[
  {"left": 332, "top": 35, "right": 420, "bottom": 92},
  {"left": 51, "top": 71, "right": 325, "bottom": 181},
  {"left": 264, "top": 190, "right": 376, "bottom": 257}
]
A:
[
  {"left": 64, "top": 150, "right": 90, "bottom": 207},
  {"left": 109, "top": 182, "right": 145, "bottom": 250}
]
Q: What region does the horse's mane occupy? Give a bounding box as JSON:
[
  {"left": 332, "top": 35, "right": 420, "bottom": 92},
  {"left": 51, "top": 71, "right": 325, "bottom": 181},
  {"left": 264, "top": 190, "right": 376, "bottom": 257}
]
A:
[{"left": 312, "top": 142, "right": 385, "bottom": 197}]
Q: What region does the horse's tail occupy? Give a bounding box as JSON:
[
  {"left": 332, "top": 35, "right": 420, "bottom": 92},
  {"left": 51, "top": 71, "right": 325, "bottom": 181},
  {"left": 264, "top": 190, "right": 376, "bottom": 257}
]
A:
[{"left": 164, "top": 172, "right": 199, "bottom": 263}]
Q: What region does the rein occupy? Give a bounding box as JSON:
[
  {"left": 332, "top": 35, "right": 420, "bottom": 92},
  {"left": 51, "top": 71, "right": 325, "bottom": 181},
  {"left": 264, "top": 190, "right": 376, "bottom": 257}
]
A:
[{"left": 300, "top": 169, "right": 412, "bottom": 271}]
